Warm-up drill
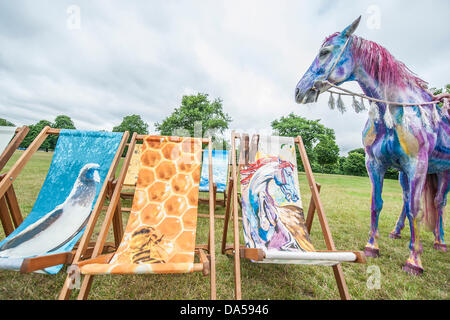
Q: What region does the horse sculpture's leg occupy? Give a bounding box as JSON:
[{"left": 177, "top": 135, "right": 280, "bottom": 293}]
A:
[
  {"left": 364, "top": 161, "right": 386, "bottom": 258},
  {"left": 402, "top": 162, "right": 428, "bottom": 275},
  {"left": 390, "top": 172, "right": 409, "bottom": 239},
  {"left": 433, "top": 171, "right": 449, "bottom": 252}
]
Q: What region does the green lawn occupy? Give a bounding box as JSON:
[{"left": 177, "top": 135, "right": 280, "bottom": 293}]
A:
[{"left": 0, "top": 150, "right": 448, "bottom": 300}]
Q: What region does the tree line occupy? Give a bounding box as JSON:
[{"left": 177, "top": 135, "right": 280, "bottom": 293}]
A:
[{"left": 7, "top": 83, "right": 450, "bottom": 178}]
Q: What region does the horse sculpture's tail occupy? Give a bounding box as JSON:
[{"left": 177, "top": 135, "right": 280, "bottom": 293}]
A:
[{"left": 422, "top": 174, "right": 438, "bottom": 231}]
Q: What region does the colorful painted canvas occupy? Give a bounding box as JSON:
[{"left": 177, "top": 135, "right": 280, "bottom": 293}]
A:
[
  {"left": 199, "top": 149, "right": 229, "bottom": 192},
  {"left": 0, "top": 126, "right": 17, "bottom": 155},
  {"left": 123, "top": 143, "right": 143, "bottom": 186},
  {"left": 80, "top": 136, "right": 203, "bottom": 275},
  {"left": 0, "top": 130, "right": 124, "bottom": 274},
  {"left": 239, "top": 134, "right": 315, "bottom": 257}
]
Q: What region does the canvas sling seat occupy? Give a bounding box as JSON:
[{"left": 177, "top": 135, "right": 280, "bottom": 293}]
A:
[
  {"left": 222, "top": 132, "right": 365, "bottom": 300},
  {"left": 60, "top": 134, "right": 216, "bottom": 299},
  {"left": 0, "top": 127, "right": 127, "bottom": 274}
]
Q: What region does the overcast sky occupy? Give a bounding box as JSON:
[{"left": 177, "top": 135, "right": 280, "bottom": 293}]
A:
[{"left": 1, "top": 0, "right": 449, "bottom": 154}]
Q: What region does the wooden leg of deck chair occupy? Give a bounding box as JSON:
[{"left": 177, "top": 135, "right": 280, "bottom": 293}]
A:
[
  {"left": 297, "top": 136, "right": 351, "bottom": 300},
  {"left": 0, "top": 196, "right": 14, "bottom": 236},
  {"left": 207, "top": 139, "right": 217, "bottom": 300},
  {"left": 221, "top": 178, "right": 233, "bottom": 254},
  {"left": 305, "top": 183, "right": 321, "bottom": 234},
  {"left": 213, "top": 183, "right": 217, "bottom": 211},
  {"left": 5, "top": 185, "right": 23, "bottom": 228},
  {"left": 231, "top": 133, "right": 242, "bottom": 300}
]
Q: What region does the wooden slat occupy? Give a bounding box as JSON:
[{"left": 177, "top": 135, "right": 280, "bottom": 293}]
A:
[
  {"left": 20, "top": 252, "right": 73, "bottom": 273},
  {"left": 207, "top": 138, "right": 216, "bottom": 299},
  {"left": 197, "top": 249, "right": 210, "bottom": 276},
  {"left": 230, "top": 132, "right": 242, "bottom": 300},
  {"left": 221, "top": 177, "right": 234, "bottom": 254},
  {"left": 0, "top": 196, "right": 14, "bottom": 236},
  {"left": 5, "top": 185, "right": 23, "bottom": 228},
  {"left": 239, "top": 248, "right": 265, "bottom": 261},
  {"left": 305, "top": 183, "right": 321, "bottom": 233},
  {"left": 112, "top": 198, "right": 124, "bottom": 248}
]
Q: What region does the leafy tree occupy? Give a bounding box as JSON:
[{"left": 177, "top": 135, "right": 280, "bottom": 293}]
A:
[
  {"left": 113, "top": 114, "right": 149, "bottom": 135},
  {"left": 343, "top": 152, "right": 367, "bottom": 176},
  {"left": 113, "top": 114, "right": 149, "bottom": 140},
  {"left": 113, "top": 115, "right": 149, "bottom": 155},
  {"left": 0, "top": 118, "right": 15, "bottom": 126},
  {"left": 20, "top": 120, "right": 52, "bottom": 151},
  {"left": 271, "top": 113, "right": 339, "bottom": 170},
  {"left": 348, "top": 148, "right": 365, "bottom": 156},
  {"left": 49, "top": 115, "right": 76, "bottom": 149},
  {"left": 314, "top": 136, "right": 339, "bottom": 173},
  {"left": 53, "top": 115, "right": 76, "bottom": 130},
  {"left": 155, "top": 93, "right": 231, "bottom": 140},
  {"left": 271, "top": 113, "right": 327, "bottom": 160}
]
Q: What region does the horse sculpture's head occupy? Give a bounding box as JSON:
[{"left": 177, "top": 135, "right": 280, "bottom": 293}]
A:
[
  {"left": 295, "top": 16, "right": 361, "bottom": 104},
  {"left": 273, "top": 159, "right": 299, "bottom": 203}
]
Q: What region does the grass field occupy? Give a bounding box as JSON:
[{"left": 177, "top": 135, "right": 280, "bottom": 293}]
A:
[{"left": 0, "top": 150, "right": 448, "bottom": 300}]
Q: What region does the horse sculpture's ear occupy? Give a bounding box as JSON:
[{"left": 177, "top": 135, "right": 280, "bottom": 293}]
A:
[{"left": 341, "top": 15, "right": 361, "bottom": 38}]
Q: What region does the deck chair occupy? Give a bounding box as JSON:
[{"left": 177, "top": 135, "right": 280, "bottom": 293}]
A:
[
  {"left": 222, "top": 132, "right": 366, "bottom": 300},
  {"left": 0, "top": 126, "right": 29, "bottom": 234},
  {"left": 58, "top": 134, "right": 216, "bottom": 300},
  {"left": 198, "top": 149, "right": 229, "bottom": 210},
  {"left": 0, "top": 126, "right": 128, "bottom": 274}
]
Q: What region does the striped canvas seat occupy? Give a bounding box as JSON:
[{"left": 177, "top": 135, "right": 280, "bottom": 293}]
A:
[{"left": 79, "top": 136, "right": 203, "bottom": 275}]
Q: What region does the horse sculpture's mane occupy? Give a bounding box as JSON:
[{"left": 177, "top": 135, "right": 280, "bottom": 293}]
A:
[{"left": 323, "top": 33, "right": 428, "bottom": 90}]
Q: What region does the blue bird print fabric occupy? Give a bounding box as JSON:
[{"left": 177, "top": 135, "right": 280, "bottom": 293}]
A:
[{"left": 0, "top": 130, "right": 123, "bottom": 274}]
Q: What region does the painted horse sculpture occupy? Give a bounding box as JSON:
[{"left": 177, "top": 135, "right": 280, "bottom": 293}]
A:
[{"left": 295, "top": 16, "right": 449, "bottom": 274}]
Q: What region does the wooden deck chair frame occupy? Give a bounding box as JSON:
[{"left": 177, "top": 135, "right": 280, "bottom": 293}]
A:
[
  {"left": 58, "top": 134, "right": 217, "bottom": 300},
  {"left": 222, "top": 132, "right": 366, "bottom": 300},
  {"left": 0, "top": 126, "right": 129, "bottom": 273},
  {"left": 0, "top": 126, "right": 29, "bottom": 235}
]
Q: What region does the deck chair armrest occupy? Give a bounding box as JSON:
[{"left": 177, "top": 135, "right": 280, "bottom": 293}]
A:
[
  {"left": 20, "top": 251, "right": 74, "bottom": 273},
  {"left": 76, "top": 253, "right": 115, "bottom": 267}
]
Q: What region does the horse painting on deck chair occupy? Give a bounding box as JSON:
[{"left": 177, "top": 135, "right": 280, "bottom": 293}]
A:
[{"left": 295, "top": 16, "right": 449, "bottom": 275}]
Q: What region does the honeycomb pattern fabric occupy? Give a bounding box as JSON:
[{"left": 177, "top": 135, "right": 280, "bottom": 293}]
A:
[
  {"left": 80, "top": 136, "right": 203, "bottom": 275},
  {"left": 123, "top": 144, "right": 143, "bottom": 186}
]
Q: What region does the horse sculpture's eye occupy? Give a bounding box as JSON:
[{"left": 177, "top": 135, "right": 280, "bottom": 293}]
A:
[{"left": 319, "top": 49, "right": 330, "bottom": 58}]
